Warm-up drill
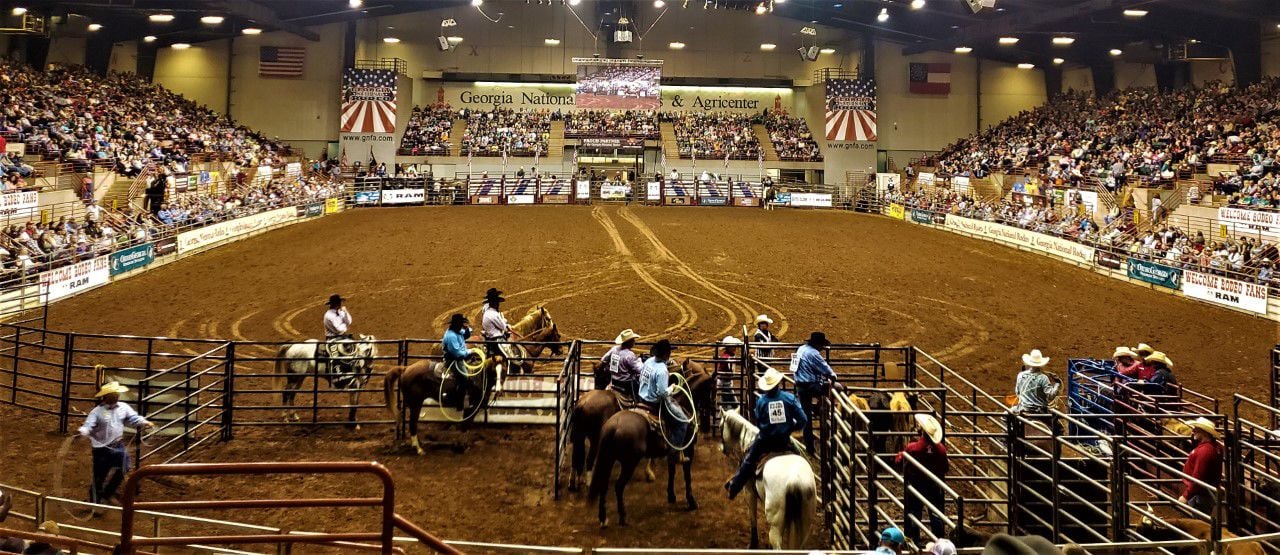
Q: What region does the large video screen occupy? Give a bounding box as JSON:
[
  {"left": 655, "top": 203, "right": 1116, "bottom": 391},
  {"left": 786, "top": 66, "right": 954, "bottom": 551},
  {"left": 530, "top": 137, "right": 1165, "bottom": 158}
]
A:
[{"left": 574, "top": 63, "right": 661, "bottom": 109}]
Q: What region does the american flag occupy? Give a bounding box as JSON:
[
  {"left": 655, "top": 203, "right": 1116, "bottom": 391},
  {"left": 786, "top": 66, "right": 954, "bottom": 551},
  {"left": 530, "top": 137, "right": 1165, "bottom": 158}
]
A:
[
  {"left": 659, "top": 147, "right": 667, "bottom": 171},
  {"left": 340, "top": 68, "right": 398, "bottom": 133},
  {"left": 825, "top": 78, "right": 877, "bottom": 142},
  {"left": 258, "top": 46, "right": 305, "bottom": 78}
]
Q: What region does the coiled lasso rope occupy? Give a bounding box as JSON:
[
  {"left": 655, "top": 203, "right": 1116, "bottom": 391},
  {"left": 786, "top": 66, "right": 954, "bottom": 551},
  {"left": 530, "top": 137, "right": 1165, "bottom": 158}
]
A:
[
  {"left": 659, "top": 371, "right": 699, "bottom": 452},
  {"left": 436, "top": 348, "right": 491, "bottom": 423}
]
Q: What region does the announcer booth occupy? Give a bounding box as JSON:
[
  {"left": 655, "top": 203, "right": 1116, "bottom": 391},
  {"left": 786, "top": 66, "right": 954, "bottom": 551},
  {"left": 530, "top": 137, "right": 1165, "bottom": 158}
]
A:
[
  {"left": 663, "top": 179, "right": 696, "bottom": 205},
  {"left": 539, "top": 176, "right": 572, "bottom": 204},
  {"left": 468, "top": 175, "right": 503, "bottom": 205},
  {"left": 506, "top": 177, "right": 537, "bottom": 205}
]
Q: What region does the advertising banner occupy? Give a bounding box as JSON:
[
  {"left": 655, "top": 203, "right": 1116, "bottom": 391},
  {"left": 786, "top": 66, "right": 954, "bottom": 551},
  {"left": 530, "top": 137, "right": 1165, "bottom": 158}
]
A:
[
  {"left": 40, "top": 257, "right": 109, "bottom": 301},
  {"left": 109, "top": 243, "right": 155, "bottom": 276},
  {"left": 0, "top": 191, "right": 39, "bottom": 217},
  {"left": 917, "top": 172, "right": 936, "bottom": 187},
  {"left": 1181, "top": 269, "right": 1268, "bottom": 315},
  {"left": 154, "top": 237, "right": 177, "bottom": 257},
  {"left": 354, "top": 190, "right": 381, "bottom": 205},
  {"left": 305, "top": 202, "right": 324, "bottom": 217},
  {"left": 887, "top": 203, "right": 906, "bottom": 220},
  {"left": 1126, "top": 258, "right": 1182, "bottom": 290},
  {"left": 1219, "top": 206, "right": 1280, "bottom": 239},
  {"left": 1094, "top": 250, "right": 1124, "bottom": 270},
  {"left": 789, "top": 192, "right": 832, "bottom": 208},
  {"left": 600, "top": 184, "right": 630, "bottom": 200},
  {"left": 576, "top": 180, "right": 591, "bottom": 200},
  {"left": 580, "top": 137, "right": 645, "bottom": 150},
  {"left": 775, "top": 192, "right": 792, "bottom": 205},
  {"left": 700, "top": 196, "right": 728, "bottom": 206},
  {"left": 952, "top": 175, "right": 970, "bottom": 194},
  {"left": 943, "top": 215, "right": 1095, "bottom": 264},
  {"left": 875, "top": 173, "right": 901, "bottom": 195},
  {"left": 381, "top": 188, "right": 426, "bottom": 205},
  {"left": 910, "top": 209, "right": 934, "bottom": 225},
  {"left": 647, "top": 182, "right": 661, "bottom": 202},
  {"left": 507, "top": 195, "right": 536, "bottom": 205},
  {"left": 177, "top": 207, "right": 297, "bottom": 254},
  {"left": 325, "top": 198, "right": 342, "bottom": 214}
]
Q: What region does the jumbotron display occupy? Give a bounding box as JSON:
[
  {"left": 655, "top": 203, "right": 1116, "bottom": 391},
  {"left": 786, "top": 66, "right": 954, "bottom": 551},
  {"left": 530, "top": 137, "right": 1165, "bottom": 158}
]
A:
[{"left": 573, "top": 58, "right": 662, "bottom": 109}]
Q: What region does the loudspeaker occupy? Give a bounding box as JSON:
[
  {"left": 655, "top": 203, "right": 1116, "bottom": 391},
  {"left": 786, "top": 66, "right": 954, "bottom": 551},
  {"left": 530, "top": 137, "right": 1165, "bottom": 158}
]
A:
[
  {"left": 797, "top": 46, "right": 818, "bottom": 61},
  {"left": 437, "top": 36, "right": 451, "bottom": 51},
  {"left": 962, "top": 0, "right": 995, "bottom": 12}
]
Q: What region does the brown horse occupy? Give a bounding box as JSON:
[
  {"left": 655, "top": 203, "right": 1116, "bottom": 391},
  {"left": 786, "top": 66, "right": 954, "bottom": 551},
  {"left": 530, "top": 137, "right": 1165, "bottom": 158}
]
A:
[
  {"left": 568, "top": 359, "right": 714, "bottom": 491},
  {"left": 586, "top": 370, "right": 702, "bottom": 527},
  {"left": 422, "top": 306, "right": 561, "bottom": 378}
]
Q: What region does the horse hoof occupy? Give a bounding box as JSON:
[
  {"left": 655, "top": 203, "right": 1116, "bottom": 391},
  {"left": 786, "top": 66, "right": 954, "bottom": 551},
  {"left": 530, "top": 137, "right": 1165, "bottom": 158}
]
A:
[
  {"left": 599, "top": 520, "right": 608, "bottom": 529},
  {"left": 667, "top": 494, "right": 677, "bottom": 504},
  {"left": 687, "top": 499, "right": 699, "bottom": 511}
]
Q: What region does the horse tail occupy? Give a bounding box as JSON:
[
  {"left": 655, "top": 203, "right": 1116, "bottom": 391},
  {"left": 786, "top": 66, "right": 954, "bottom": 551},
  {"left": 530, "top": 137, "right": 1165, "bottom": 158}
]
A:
[
  {"left": 780, "top": 463, "right": 817, "bottom": 549},
  {"left": 384, "top": 365, "right": 404, "bottom": 420},
  {"left": 587, "top": 424, "right": 616, "bottom": 504},
  {"left": 274, "top": 344, "right": 294, "bottom": 389}
]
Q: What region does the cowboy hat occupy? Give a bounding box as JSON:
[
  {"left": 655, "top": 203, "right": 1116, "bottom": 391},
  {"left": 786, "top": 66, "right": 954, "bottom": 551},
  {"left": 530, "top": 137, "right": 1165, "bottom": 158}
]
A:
[
  {"left": 758, "top": 368, "right": 785, "bottom": 391},
  {"left": 927, "top": 539, "right": 958, "bottom": 555},
  {"left": 448, "top": 313, "right": 468, "bottom": 327},
  {"left": 806, "top": 331, "right": 830, "bottom": 347},
  {"left": 1145, "top": 351, "right": 1173, "bottom": 369},
  {"left": 651, "top": 339, "right": 676, "bottom": 358},
  {"left": 614, "top": 329, "right": 641, "bottom": 345},
  {"left": 754, "top": 314, "right": 774, "bottom": 325},
  {"left": 721, "top": 335, "right": 743, "bottom": 346},
  {"left": 1112, "top": 346, "right": 1139, "bottom": 359},
  {"left": 1135, "top": 343, "right": 1155, "bottom": 357},
  {"left": 1184, "top": 416, "right": 1219, "bottom": 438},
  {"left": 915, "top": 412, "right": 944, "bottom": 444},
  {"left": 1021, "top": 349, "right": 1051, "bottom": 368},
  {"left": 94, "top": 381, "right": 128, "bottom": 397},
  {"left": 483, "top": 288, "right": 506, "bottom": 303},
  {"left": 37, "top": 520, "right": 59, "bottom": 535},
  {"left": 327, "top": 294, "right": 343, "bottom": 307}
]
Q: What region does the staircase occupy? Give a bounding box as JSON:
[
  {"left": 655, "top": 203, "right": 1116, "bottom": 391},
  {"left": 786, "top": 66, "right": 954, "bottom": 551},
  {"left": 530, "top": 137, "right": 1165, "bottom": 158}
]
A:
[
  {"left": 547, "top": 120, "right": 565, "bottom": 158},
  {"left": 753, "top": 124, "right": 780, "bottom": 162},
  {"left": 102, "top": 174, "right": 138, "bottom": 211},
  {"left": 660, "top": 122, "right": 680, "bottom": 159},
  {"left": 448, "top": 119, "right": 465, "bottom": 156}
]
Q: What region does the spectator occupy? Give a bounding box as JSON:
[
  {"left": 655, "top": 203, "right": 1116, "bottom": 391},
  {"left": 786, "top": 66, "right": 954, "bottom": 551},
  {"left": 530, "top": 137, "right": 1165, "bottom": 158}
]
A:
[
  {"left": 897, "top": 413, "right": 949, "bottom": 542},
  {"left": 1143, "top": 351, "right": 1177, "bottom": 394},
  {"left": 668, "top": 111, "right": 760, "bottom": 160},
  {"left": 1178, "top": 417, "right": 1223, "bottom": 515}
]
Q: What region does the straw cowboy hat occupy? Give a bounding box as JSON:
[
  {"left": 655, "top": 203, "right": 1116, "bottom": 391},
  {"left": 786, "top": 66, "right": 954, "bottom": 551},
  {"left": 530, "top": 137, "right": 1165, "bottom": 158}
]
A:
[
  {"left": 1135, "top": 343, "right": 1155, "bottom": 357},
  {"left": 614, "top": 329, "right": 641, "bottom": 345},
  {"left": 915, "top": 413, "right": 944, "bottom": 444},
  {"left": 94, "top": 381, "right": 129, "bottom": 398},
  {"left": 1112, "top": 346, "right": 1139, "bottom": 359},
  {"left": 1021, "top": 349, "right": 1051, "bottom": 368},
  {"left": 754, "top": 314, "right": 774, "bottom": 325},
  {"left": 721, "top": 335, "right": 743, "bottom": 346},
  {"left": 757, "top": 368, "right": 785, "bottom": 391},
  {"left": 1145, "top": 351, "right": 1173, "bottom": 369},
  {"left": 1184, "top": 417, "right": 1220, "bottom": 439}
]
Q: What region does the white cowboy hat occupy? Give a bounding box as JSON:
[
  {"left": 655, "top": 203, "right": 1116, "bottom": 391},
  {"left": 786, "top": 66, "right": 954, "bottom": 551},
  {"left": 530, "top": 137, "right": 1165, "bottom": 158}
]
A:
[
  {"left": 757, "top": 368, "right": 784, "bottom": 391},
  {"left": 754, "top": 314, "right": 774, "bottom": 325},
  {"left": 94, "top": 382, "right": 128, "bottom": 397},
  {"left": 721, "top": 335, "right": 743, "bottom": 346},
  {"left": 1135, "top": 343, "right": 1155, "bottom": 357},
  {"left": 614, "top": 329, "right": 641, "bottom": 345},
  {"left": 915, "top": 413, "right": 944, "bottom": 444},
  {"left": 1112, "top": 346, "right": 1139, "bottom": 359},
  {"left": 1145, "top": 351, "right": 1173, "bottom": 369},
  {"left": 1021, "top": 349, "right": 1051, "bottom": 368},
  {"left": 1184, "top": 417, "right": 1219, "bottom": 438}
]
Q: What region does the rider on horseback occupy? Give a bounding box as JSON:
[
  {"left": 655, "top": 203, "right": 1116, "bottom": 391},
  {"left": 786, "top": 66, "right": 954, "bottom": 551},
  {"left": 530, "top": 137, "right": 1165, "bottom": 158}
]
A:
[
  {"left": 638, "top": 339, "right": 689, "bottom": 447},
  {"left": 602, "top": 329, "right": 644, "bottom": 401},
  {"left": 323, "top": 294, "right": 353, "bottom": 340},
  {"left": 725, "top": 367, "right": 807, "bottom": 500},
  {"left": 322, "top": 294, "right": 358, "bottom": 382},
  {"left": 481, "top": 288, "right": 522, "bottom": 374},
  {"left": 442, "top": 313, "right": 474, "bottom": 411}
]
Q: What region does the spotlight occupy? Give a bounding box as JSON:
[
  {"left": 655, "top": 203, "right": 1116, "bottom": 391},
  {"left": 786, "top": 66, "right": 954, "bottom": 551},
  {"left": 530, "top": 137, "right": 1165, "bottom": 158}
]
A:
[
  {"left": 569, "top": 0, "right": 581, "bottom": 4},
  {"left": 669, "top": 41, "right": 685, "bottom": 49},
  {"left": 655, "top": 0, "right": 665, "bottom": 7},
  {"left": 149, "top": 14, "right": 175, "bottom": 23},
  {"left": 998, "top": 36, "right": 1018, "bottom": 45},
  {"left": 349, "top": 0, "right": 363, "bottom": 6},
  {"left": 447, "top": 36, "right": 463, "bottom": 44},
  {"left": 1017, "top": 63, "right": 1034, "bottom": 69},
  {"left": 877, "top": 7, "right": 888, "bottom": 21},
  {"left": 171, "top": 43, "right": 191, "bottom": 49},
  {"left": 241, "top": 27, "right": 262, "bottom": 35},
  {"left": 471, "top": 0, "right": 483, "bottom": 6},
  {"left": 755, "top": 2, "right": 767, "bottom": 14},
  {"left": 954, "top": 46, "right": 972, "bottom": 54},
  {"left": 760, "top": 43, "right": 776, "bottom": 50},
  {"left": 1122, "top": 9, "right": 1147, "bottom": 17},
  {"left": 1053, "top": 58, "right": 1065, "bottom": 65},
  {"left": 143, "top": 35, "right": 157, "bottom": 42},
  {"left": 87, "top": 23, "right": 102, "bottom": 31},
  {"left": 819, "top": 47, "right": 835, "bottom": 54},
  {"left": 910, "top": 0, "right": 924, "bottom": 9},
  {"left": 200, "top": 16, "right": 224, "bottom": 25},
  {"left": 12, "top": 7, "right": 27, "bottom": 15},
  {"left": 1109, "top": 48, "right": 1122, "bottom": 56},
  {"left": 1052, "top": 36, "right": 1074, "bottom": 45},
  {"left": 545, "top": 38, "right": 561, "bottom": 45},
  {"left": 383, "top": 37, "right": 401, "bottom": 43}
]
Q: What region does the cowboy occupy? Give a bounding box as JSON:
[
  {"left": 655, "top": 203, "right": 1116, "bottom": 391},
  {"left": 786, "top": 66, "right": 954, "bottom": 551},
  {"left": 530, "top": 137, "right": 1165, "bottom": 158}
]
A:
[
  {"left": 1143, "top": 351, "right": 1177, "bottom": 395},
  {"left": 875, "top": 527, "right": 906, "bottom": 555},
  {"left": 1112, "top": 346, "right": 1142, "bottom": 379},
  {"left": 602, "top": 329, "right": 644, "bottom": 401},
  {"left": 1179, "top": 417, "right": 1223, "bottom": 515},
  {"left": 442, "top": 314, "right": 473, "bottom": 411},
  {"left": 323, "top": 294, "right": 352, "bottom": 339},
  {"left": 1134, "top": 342, "right": 1156, "bottom": 379},
  {"left": 77, "top": 382, "right": 152, "bottom": 505},
  {"left": 793, "top": 331, "right": 842, "bottom": 452},
  {"left": 638, "top": 340, "right": 689, "bottom": 448},
  {"left": 898, "top": 413, "right": 950, "bottom": 542},
  {"left": 480, "top": 288, "right": 521, "bottom": 371},
  {"left": 717, "top": 336, "right": 743, "bottom": 405},
  {"left": 1013, "top": 349, "right": 1060, "bottom": 414},
  {"left": 725, "top": 367, "right": 807, "bottom": 500},
  {"left": 752, "top": 314, "right": 777, "bottom": 359}
]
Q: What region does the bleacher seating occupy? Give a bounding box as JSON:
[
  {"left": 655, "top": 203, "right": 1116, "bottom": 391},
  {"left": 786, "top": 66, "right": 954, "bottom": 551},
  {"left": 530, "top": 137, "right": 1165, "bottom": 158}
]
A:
[
  {"left": 459, "top": 108, "right": 551, "bottom": 156},
  {"left": 764, "top": 112, "right": 822, "bottom": 162},
  {"left": 667, "top": 112, "right": 760, "bottom": 160},
  {"left": 398, "top": 106, "right": 454, "bottom": 156}
]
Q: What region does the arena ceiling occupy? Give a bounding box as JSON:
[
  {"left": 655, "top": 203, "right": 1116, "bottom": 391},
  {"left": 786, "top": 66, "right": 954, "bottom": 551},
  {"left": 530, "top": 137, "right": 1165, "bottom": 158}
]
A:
[{"left": 8, "top": 0, "right": 1280, "bottom": 68}]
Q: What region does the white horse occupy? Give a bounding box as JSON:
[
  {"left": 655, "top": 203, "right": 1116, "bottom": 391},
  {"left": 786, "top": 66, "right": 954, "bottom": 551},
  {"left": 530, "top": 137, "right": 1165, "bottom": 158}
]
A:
[
  {"left": 275, "top": 335, "right": 378, "bottom": 426},
  {"left": 720, "top": 408, "right": 817, "bottom": 550}
]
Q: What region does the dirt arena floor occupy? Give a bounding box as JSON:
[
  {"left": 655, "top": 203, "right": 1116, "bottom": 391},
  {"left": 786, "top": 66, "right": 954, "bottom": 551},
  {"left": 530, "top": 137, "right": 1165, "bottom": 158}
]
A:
[{"left": 1, "top": 204, "right": 1274, "bottom": 551}]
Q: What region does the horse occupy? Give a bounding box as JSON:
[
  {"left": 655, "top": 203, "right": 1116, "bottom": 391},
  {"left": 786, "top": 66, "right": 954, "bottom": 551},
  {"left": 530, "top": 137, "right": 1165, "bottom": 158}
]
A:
[
  {"left": 864, "top": 390, "right": 916, "bottom": 453},
  {"left": 568, "top": 358, "right": 714, "bottom": 492},
  {"left": 587, "top": 371, "right": 701, "bottom": 527},
  {"left": 720, "top": 408, "right": 817, "bottom": 549},
  {"left": 1135, "top": 511, "right": 1264, "bottom": 555},
  {"left": 425, "top": 306, "right": 562, "bottom": 390},
  {"left": 275, "top": 334, "right": 378, "bottom": 426}
]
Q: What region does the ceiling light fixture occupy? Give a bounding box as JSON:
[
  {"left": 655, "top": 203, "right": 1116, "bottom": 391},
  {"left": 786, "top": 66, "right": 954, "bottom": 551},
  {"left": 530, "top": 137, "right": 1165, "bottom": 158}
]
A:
[
  {"left": 1017, "top": 63, "right": 1034, "bottom": 69},
  {"left": 12, "top": 7, "right": 27, "bottom": 15},
  {"left": 545, "top": 38, "right": 561, "bottom": 45},
  {"left": 200, "top": 16, "right": 224, "bottom": 25},
  {"left": 149, "top": 14, "right": 175, "bottom": 23},
  {"left": 954, "top": 46, "right": 972, "bottom": 54},
  {"left": 349, "top": 0, "right": 363, "bottom": 6},
  {"left": 143, "top": 35, "right": 157, "bottom": 42},
  {"left": 998, "top": 36, "right": 1018, "bottom": 45},
  {"left": 471, "top": 0, "right": 483, "bottom": 6},
  {"left": 655, "top": 0, "right": 665, "bottom": 7},
  {"left": 1053, "top": 58, "right": 1065, "bottom": 65},
  {"left": 1052, "top": 36, "right": 1075, "bottom": 45},
  {"left": 669, "top": 41, "right": 685, "bottom": 49},
  {"left": 87, "top": 23, "right": 102, "bottom": 31},
  {"left": 877, "top": 7, "right": 888, "bottom": 21},
  {"left": 242, "top": 27, "right": 262, "bottom": 35},
  {"left": 910, "top": 0, "right": 924, "bottom": 9},
  {"left": 171, "top": 43, "right": 191, "bottom": 49},
  {"left": 447, "top": 36, "right": 463, "bottom": 44},
  {"left": 383, "top": 37, "right": 401, "bottom": 43},
  {"left": 1110, "top": 48, "right": 1122, "bottom": 56},
  {"left": 760, "top": 43, "right": 776, "bottom": 51},
  {"left": 1122, "top": 9, "right": 1147, "bottom": 17},
  {"left": 569, "top": 0, "right": 581, "bottom": 4},
  {"left": 755, "top": 2, "right": 767, "bottom": 14},
  {"left": 819, "top": 47, "right": 835, "bottom": 54}
]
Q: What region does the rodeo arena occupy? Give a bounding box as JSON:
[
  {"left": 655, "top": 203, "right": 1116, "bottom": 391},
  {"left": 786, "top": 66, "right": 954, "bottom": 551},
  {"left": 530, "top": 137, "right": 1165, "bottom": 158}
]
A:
[{"left": 4, "top": 1, "right": 1280, "bottom": 555}]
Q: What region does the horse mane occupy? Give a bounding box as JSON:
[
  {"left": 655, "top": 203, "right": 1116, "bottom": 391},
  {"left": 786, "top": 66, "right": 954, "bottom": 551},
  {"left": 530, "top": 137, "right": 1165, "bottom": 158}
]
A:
[
  {"left": 721, "top": 408, "right": 758, "bottom": 452},
  {"left": 510, "top": 305, "right": 552, "bottom": 336}
]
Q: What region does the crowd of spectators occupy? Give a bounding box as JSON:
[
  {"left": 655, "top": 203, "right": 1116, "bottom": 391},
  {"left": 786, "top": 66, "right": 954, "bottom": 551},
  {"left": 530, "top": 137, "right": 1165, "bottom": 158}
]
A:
[
  {"left": 398, "top": 105, "right": 454, "bottom": 156},
  {"left": 889, "top": 187, "right": 1102, "bottom": 242},
  {"left": 564, "top": 110, "right": 658, "bottom": 138},
  {"left": 459, "top": 107, "right": 551, "bottom": 156},
  {"left": 667, "top": 112, "right": 760, "bottom": 160},
  {"left": 929, "top": 79, "right": 1280, "bottom": 195},
  {"left": 763, "top": 112, "right": 821, "bottom": 161}
]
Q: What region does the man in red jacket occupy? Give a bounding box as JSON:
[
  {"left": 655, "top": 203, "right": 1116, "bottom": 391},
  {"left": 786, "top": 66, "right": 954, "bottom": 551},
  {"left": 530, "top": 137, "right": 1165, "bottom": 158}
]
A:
[
  {"left": 1179, "top": 417, "right": 1222, "bottom": 516},
  {"left": 897, "top": 413, "right": 950, "bottom": 542}
]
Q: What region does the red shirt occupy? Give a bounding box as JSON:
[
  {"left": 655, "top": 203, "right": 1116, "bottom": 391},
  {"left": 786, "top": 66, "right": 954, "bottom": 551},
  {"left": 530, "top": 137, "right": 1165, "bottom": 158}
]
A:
[
  {"left": 1115, "top": 360, "right": 1143, "bottom": 379},
  {"left": 897, "top": 437, "right": 949, "bottom": 483},
  {"left": 1181, "top": 439, "right": 1222, "bottom": 498},
  {"left": 1137, "top": 362, "right": 1158, "bottom": 381}
]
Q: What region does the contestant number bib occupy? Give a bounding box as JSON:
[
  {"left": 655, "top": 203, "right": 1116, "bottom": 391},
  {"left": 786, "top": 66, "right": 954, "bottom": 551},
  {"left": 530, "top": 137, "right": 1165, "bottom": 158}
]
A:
[{"left": 767, "top": 400, "right": 786, "bottom": 425}]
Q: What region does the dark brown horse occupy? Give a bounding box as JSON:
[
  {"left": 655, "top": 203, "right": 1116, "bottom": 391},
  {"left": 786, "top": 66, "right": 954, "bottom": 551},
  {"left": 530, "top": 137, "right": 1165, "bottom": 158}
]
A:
[{"left": 586, "top": 369, "right": 703, "bottom": 527}]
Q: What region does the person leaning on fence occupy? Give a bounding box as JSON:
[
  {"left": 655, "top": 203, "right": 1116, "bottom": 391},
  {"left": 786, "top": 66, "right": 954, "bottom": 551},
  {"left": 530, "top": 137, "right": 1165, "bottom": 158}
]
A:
[
  {"left": 441, "top": 314, "right": 474, "bottom": 411},
  {"left": 725, "top": 367, "right": 807, "bottom": 500},
  {"left": 1142, "top": 351, "right": 1178, "bottom": 396},
  {"left": 752, "top": 314, "right": 777, "bottom": 361},
  {"left": 0, "top": 489, "right": 25, "bottom": 554},
  {"left": 1179, "top": 417, "right": 1223, "bottom": 516},
  {"left": 1112, "top": 346, "right": 1143, "bottom": 379},
  {"left": 897, "top": 413, "right": 950, "bottom": 543},
  {"left": 604, "top": 329, "right": 645, "bottom": 402},
  {"left": 717, "top": 336, "right": 742, "bottom": 405},
  {"left": 1013, "top": 350, "right": 1060, "bottom": 415},
  {"left": 793, "top": 331, "right": 843, "bottom": 453},
  {"left": 78, "top": 382, "right": 152, "bottom": 505}
]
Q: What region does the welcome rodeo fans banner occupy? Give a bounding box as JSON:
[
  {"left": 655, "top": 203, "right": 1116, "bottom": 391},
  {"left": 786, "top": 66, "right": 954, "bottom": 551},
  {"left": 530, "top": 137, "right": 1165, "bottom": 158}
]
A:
[
  {"left": 1219, "top": 206, "right": 1280, "bottom": 240},
  {"left": 943, "top": 215, "right": 1095, "bottom": 264},
  {"left": 0, "top": 190, "right": 39, "bottom": 218},
  {"left": 1182, "top": 269, "right": 1268, "bottom": 315},
  {"left": 40, "top": 256, "right": 109, "bottom": 301}
]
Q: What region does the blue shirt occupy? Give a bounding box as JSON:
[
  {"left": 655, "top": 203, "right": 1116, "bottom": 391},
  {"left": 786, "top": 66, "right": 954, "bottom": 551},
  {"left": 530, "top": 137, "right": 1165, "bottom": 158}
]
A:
[
  {"left": 157, "top": 209, "right": 175, "bottom": 225},
  {"left": 638, "top": 357, "right": 670, "bottom": 404},
  {"left": 78, "top": 402, "right": 149, "bottom": 448},
  {"left": 793, "top": 344, "right": 835, "bottom": 385},
  {"left": 753, "top": 389, "right": 807, "bottom": 441},
  {"left": 442, "top": 327, "right": 471, "bottom": 360}
]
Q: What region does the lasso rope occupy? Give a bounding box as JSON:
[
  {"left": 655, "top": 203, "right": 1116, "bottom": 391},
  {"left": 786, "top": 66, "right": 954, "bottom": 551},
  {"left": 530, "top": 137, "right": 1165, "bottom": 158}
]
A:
[
  {"left": 435, "top": 349, "right": 491, "bottom": 423},
  {"left": 52, "top": 436, "right": 98, "bottom": 522},
  {"left": 659, "top": 371, "right": 699, "bottom": 452}
]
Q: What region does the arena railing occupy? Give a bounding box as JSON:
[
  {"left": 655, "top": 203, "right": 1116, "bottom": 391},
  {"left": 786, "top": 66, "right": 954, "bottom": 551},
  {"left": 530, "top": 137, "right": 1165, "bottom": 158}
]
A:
[
  {"left": 1230, "top": 394, "right": 1280, "bottom": 543},
  {"left": 552, "top": 339, "right": 583, "bottom": 499}
]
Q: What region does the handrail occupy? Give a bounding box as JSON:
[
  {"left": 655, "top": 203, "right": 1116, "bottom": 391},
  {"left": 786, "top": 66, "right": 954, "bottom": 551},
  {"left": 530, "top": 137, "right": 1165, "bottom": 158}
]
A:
[{"left": 392, "top": 513, "right": 464, "bottom": 555}]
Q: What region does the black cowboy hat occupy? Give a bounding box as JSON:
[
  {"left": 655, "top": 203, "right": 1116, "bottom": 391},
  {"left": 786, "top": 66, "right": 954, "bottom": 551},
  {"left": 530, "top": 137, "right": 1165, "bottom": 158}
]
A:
[
  {"left": 449, "top": 313, "right": 468, "bottom": 327},
  {"left": 806, "top": 331, "right": 830, "bottom": 347},
  {"left": 483, "top": 288, "right": 506, "bottom": 303},
  {"left": 327, "top": 294, "right": 343, "bottom": 307},
  {"left": 651, "top": 339, "right": 677, "bottom": 358}
]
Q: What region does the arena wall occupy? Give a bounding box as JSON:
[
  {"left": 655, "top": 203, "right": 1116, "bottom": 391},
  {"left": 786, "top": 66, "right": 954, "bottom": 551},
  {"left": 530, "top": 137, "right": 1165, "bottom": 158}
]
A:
[
  {"left": 1114, "top": 61, "right": 1158, "bottom": 89},
  {"left": 1264, "top": 35, "right": 1280, "bottom": 78},
  {"left": 1062, "top": 67, "right": 1094, "bottom": 94},
  {"left": 46, "top": 35, "right": 85, "bottom": 67},
  {"left": 1189, "top": 60, "right": 1236, "bottom": 87}
]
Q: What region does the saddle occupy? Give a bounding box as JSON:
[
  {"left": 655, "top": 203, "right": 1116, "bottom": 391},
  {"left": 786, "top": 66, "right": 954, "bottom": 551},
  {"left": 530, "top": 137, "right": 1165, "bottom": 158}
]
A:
[
  {"left": 605, "top": 387, "right": 639, "bottom": 411},
  {"left": 628, "top": 406, "right": 663, "bottom": 434},
  {"left": 753, "top": 450, "right": 797, "bottom": 479},
  {"left": 326, "top": 337, "right": 359, "bottom": 358},
  {"left": 322, "top": 338, "right": 360, "bottom": 384}
]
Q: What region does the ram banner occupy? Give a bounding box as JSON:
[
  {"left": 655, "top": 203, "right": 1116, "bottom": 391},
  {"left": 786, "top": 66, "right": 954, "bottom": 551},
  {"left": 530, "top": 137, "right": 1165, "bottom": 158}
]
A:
[
  {"left": 1181, "top": 269, "right": 1268, "bottom": 315},
  {"left": 40, "top": 256, "right": 109, "bottom": 301}
]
